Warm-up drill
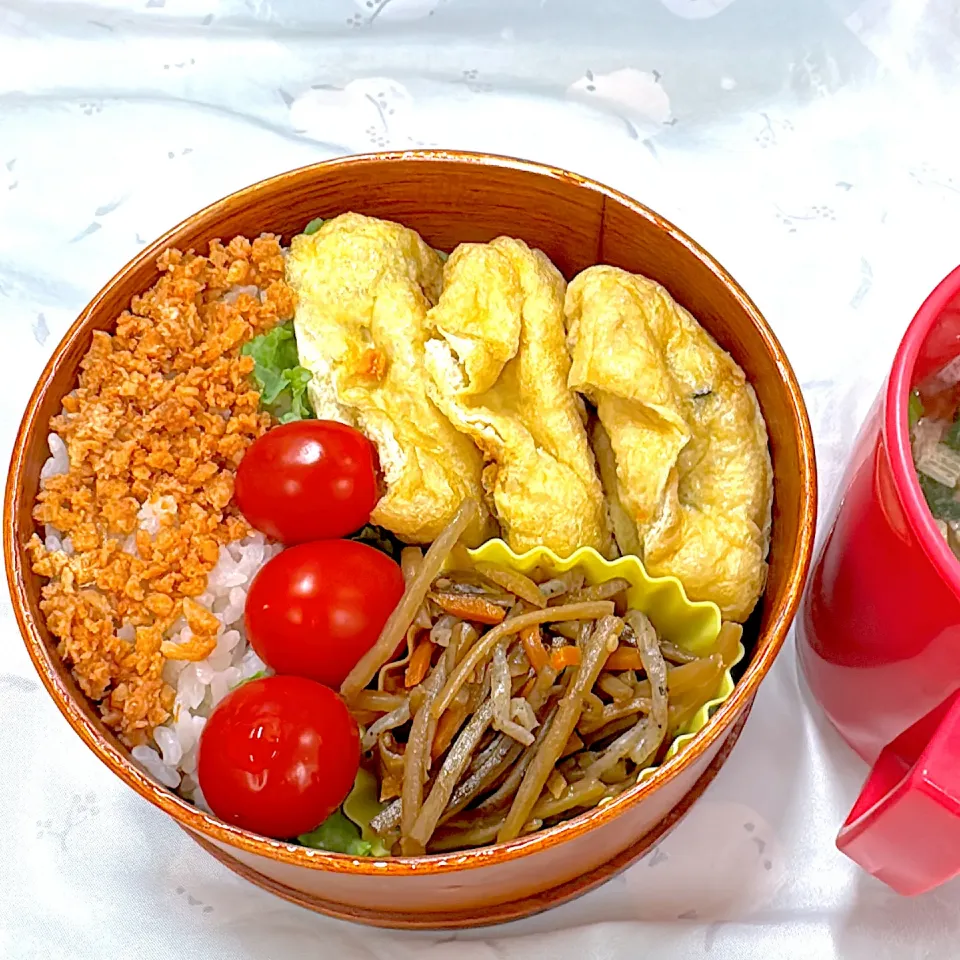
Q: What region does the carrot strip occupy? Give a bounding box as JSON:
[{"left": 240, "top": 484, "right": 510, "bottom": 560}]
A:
[
  {"left": 431, "top": 702, "right": 469, "bottom": 761},
  {"left": 430, "top": 593, "right": 507, "bottom": 625},
  {"left": 549, "top": 646, "right": 582, "bottom": 671},
  {"left": 405, "top": 638, "right": 435, "bottom": 688},
  {"left": 550, "top": 645, "right": 652, "bottom": 672},
  {"left": 520, "top": 625, "right": 549, "bottom": 672},
  {"left": 549, "top": 644, "right": 711, "bottom": 674},
  {"left": 604, "top": 647, "right": 644, "bottom": 671}
]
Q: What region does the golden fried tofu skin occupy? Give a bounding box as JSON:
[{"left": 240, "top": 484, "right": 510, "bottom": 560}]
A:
[
  {"left": 566, "top": 266, "right": 773, "bottom": 621},
  {"left": 424, "top": 237, "right": 610, "bottom": 557},
  {"left": 287, "top": 213, "right": 494, "bottom": 545}
]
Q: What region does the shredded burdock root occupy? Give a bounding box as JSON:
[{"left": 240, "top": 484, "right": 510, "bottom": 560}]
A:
[
  {"left": 346, "top": 507, "right": 739, "bottom": 855},
  {"left": 28, "top": 236, "right": 296, "bottom": 745},
  {"left": 497, "top": 615, "right": 621, "bottom": 842},
  {"left": 340, "top": 498, "right": 479, "bottom": 702}
]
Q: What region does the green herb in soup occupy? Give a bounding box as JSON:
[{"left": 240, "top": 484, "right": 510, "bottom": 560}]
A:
[
  {"left": 919, "top": 474, "right": 960, "bottom": 523},
  {"left": 911, "top": 368, "right": 960, "bottom": 551},
  {"left": 909, "top": 390, "right": 924, "bottom": 430}
]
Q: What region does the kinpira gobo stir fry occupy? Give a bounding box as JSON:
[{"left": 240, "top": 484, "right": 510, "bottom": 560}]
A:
[{"left": 29, "top": 213, "right": 769, "bottom": 855}]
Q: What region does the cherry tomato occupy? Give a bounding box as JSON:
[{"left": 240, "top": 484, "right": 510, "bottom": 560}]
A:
[
  {"left": 197, "top": 675, "right": 359, "bottom": 839},
  {"left": 234, "top": 420, "right": 378, "bottom": 544},
  {"left": 244, "top": 539, "right": 405, "bottom": 689}
]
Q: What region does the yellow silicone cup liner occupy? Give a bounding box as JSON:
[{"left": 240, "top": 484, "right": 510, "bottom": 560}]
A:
[{"left": 456, "top": 539, "right": 744, "bottom": 782}]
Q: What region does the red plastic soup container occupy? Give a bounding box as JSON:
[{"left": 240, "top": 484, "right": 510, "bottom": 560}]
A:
[{"left": 798, "top": 264, "right": 960, "bottom": 896}]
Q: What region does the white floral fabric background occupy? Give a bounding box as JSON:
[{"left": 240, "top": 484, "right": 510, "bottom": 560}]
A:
[{"left": 2, "top": 0, "right": 960, "bottom": 957}]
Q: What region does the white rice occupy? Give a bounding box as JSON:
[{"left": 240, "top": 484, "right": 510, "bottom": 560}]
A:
[
  {"left": 220, "top": 284, "right": 263, "bottom": 305},
  {"left": 40, "top": 432, "right": 68, "bottom": 481},
  {"left": 40, "top": 435, "right": 75, "bottom": 556},
  {"left": 40, "top": 433, "right": 280, "bottom": 808}
]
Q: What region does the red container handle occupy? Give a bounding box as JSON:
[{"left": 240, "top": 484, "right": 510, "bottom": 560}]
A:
[
  {"left": 837, "top": 690, "right": 960, "bottom": 895},
  {"left": 800, "top": 265, "right": 960, "bottom": 894}
]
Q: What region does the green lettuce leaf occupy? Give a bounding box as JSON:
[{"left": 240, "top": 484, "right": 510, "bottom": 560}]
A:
[
  {"left": 347, "top": 524, "right": 404, "bottom": 561},
  {"left": 296, "top": 769, "right": 391, "bottom": 858},
  {"left": 241, "top": 321, "right": 315, "bottom": 423},
  {"left": 297, "top": 810, "right": 372, "bottom": 856},
  {"left": 231, "top": 670, "right": 268, "bottom": 691},
  {"left": 342, "top": 768, "right": 391, "bottom": 857}
]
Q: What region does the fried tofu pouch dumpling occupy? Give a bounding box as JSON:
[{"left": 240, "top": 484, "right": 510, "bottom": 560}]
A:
[
  {"left": 286, "top": 213, "right": 494, "bottom": 545},
  {"left": 566, "top": 266, "right": 773, "bottom": 621},
  {"left": 424, "top": 237, "right": 610, "bottom": 557}
]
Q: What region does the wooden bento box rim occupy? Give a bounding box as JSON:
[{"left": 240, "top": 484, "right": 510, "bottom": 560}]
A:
[{"left": 3, "top": 150, "right": 817, "bottom": 878}]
